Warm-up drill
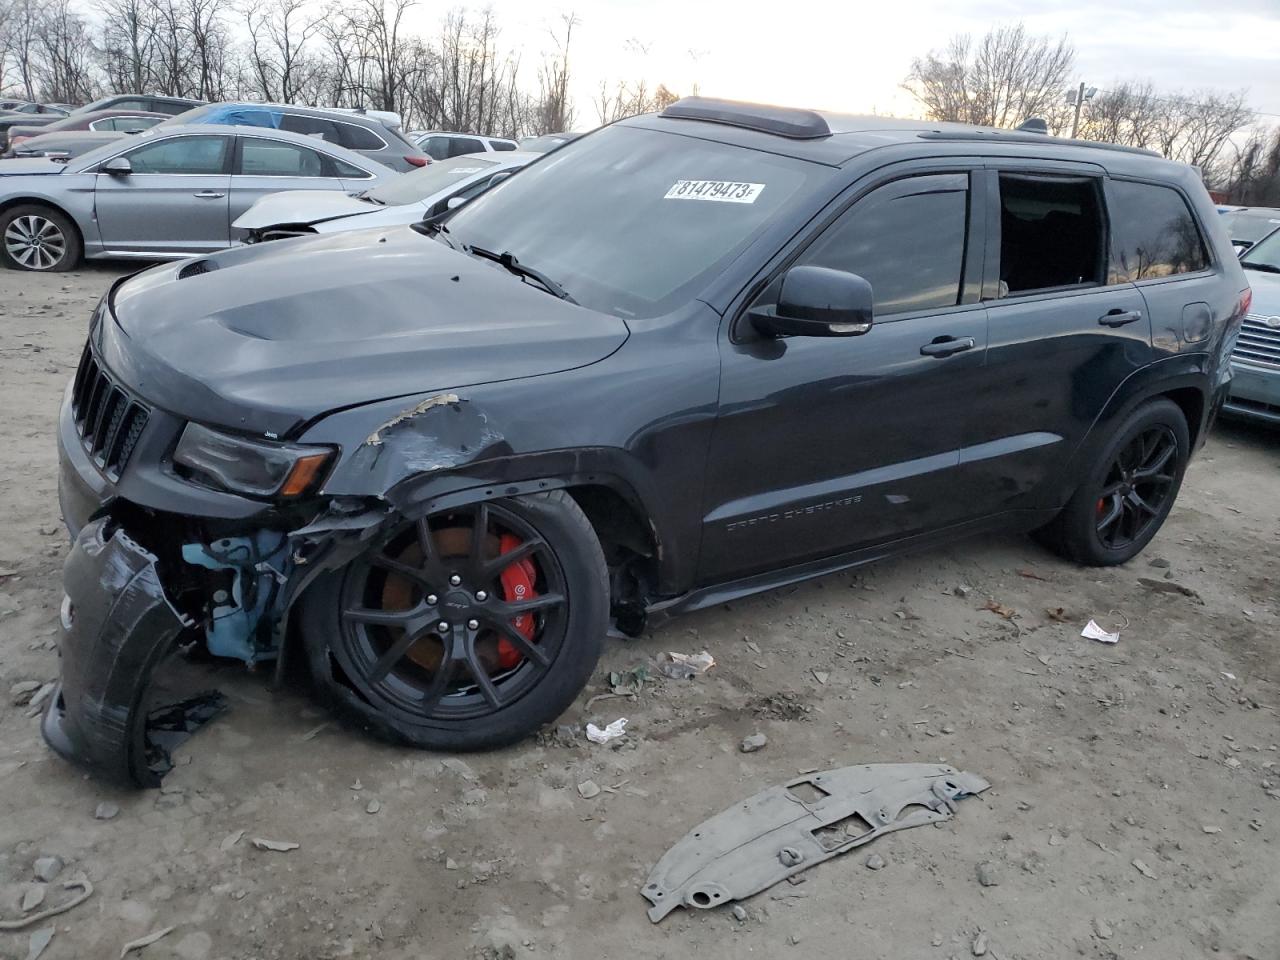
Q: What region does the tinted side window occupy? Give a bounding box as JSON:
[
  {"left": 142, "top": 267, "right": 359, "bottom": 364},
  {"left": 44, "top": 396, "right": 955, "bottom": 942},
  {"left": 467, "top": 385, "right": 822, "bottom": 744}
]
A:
[
  {"left": 339, "top": 122, "right": 388, "bottom": 151},
  {"left": 1108, "top": 180, "right": 1210, "bottom": 282},
  {"left": 330, "top": 155, "right": 372, "bottom": 179},
  {"left": 420, "top": 136, "right": 450, "bottom": 161},
  {"left": 123, "top": 135, "right": 229, "bottom": 174},
  {"left": 279, "top": 113, "right": 341, "bottom": 142},
  {"left": 112, "top": 99, "right": 150, "bottom": 112},
  {"left": 449, "top": 137, "right": 485, "bottom": 157},
  {"left": 489, "top": 140, "right": 516, "bottom": 152},
  {"left": 239, "top": 139, "right": 326, "bottom": 177},
  {"left": 150, "top": 100, "right": 193, "bottom": 115},
  {"left": 997, "top": 174, "right": 1104, "bottom": 295},
  {"left": 799, "top": 174, "right": 968, "bottom": 316}
]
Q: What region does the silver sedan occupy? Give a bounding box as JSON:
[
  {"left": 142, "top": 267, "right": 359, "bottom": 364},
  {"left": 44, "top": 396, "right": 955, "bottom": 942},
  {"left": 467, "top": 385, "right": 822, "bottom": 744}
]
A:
[{"left": 0, "top": 123, "right": 395, "bottom": 271}]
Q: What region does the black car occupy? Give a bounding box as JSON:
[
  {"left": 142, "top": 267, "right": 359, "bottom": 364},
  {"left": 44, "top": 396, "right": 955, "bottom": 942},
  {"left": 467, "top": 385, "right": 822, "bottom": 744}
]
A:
[
  {"left": 0, "top": 94, "right": 200, "bottom": 150},
  {"left": 47, "top": 97, "right": 1248, "bottom": 785}
]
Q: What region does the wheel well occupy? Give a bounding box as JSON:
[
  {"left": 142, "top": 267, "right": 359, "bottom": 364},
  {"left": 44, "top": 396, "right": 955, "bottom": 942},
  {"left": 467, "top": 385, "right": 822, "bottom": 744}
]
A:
[
  {"left": 565, "top": 484, "right": 658, "bottom": 626},
  {"left": 1158, "top": 387, "right": 1205, "bottom": 446},
  {"left": 0, "top": 196, "right": 84, "bottom": 247}
]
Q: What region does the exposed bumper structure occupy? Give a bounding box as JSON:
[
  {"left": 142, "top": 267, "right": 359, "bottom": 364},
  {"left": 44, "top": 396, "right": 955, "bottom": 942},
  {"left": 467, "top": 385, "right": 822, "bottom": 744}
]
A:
[{"left": 1223, "top": 361, "right": 1280, "bottom": 425}]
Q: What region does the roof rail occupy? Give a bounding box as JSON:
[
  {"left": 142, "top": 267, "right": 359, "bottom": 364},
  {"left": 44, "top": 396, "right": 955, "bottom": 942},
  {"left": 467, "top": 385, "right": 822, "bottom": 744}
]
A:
[
  {"left": 660, "top": 97, "right": 831, "bottom": 140},
  {"left": 917, "top": 129, "right": 1161, "bottom": 158}
]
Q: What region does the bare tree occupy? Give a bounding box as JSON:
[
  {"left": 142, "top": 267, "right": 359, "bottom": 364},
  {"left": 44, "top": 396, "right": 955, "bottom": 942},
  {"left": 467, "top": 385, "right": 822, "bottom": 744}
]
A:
[
  {"left": 30, "top": 0, "right": 98, "bottom": 102},
  {"left": 903, "top": 23, "right": 1075, "bottom": 129},
  {"left": 1216, "top": 125, "right": 1280, "bottom": 205},
  {"left": 244, "top": 0, "right": 322, "bottom": 103},
  {"left": 534, "top": 13, "right": 576, "bottom": 134},
  {"left": 595, "top": 78, "right": 677, "bottom": 124}
]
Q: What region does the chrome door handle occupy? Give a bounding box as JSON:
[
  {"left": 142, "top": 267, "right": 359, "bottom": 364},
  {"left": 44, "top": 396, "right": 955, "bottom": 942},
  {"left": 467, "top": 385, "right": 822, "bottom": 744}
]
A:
[{"left": 193, "top": 191, "right": 225, "bottom": 199}]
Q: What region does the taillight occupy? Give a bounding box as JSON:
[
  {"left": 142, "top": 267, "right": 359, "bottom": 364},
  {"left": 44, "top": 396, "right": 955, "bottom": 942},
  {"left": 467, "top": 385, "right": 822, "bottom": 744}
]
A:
[
  {"left": 1239, "top": 287, "right": 1252, "bottom": 317},
  {"left": 10, "top": 135, "right": 30, "bottom": 147},
  {"left": 405, "top": 156, "right": 429, "bottom": 167}
]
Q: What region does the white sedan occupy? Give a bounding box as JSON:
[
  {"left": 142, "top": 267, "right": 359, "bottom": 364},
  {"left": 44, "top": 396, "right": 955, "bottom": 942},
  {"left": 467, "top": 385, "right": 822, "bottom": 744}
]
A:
[{"left": 233, "top": 151, "right": 537, "bottom": 242}]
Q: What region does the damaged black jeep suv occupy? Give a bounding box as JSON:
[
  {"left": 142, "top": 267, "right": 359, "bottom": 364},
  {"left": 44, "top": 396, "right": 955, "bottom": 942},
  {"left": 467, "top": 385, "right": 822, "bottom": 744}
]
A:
[{"left": 48, "top": 97, "right": 1249, "bottom": 785}]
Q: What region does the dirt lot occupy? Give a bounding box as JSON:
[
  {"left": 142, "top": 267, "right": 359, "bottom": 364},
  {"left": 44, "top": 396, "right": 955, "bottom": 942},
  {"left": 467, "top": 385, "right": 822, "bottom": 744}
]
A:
[{"left": 0, "top": 263, "right": 1277, "bottom": 960}]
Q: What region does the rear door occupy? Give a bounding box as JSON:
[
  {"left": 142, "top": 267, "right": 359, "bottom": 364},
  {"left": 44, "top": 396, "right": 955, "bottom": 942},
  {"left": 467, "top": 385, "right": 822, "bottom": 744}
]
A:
[
  {"left": 93, "top": 133, "right": 232, "bottom": 255},
  {"left": 961, "top": 163, "right": 1151, "bottom": 516},
  {"left": 699, "top": 166, "right": 989, "bottom": 583},
  {"left": 228, "top": 134, "right": 350, "bottom": 237}
]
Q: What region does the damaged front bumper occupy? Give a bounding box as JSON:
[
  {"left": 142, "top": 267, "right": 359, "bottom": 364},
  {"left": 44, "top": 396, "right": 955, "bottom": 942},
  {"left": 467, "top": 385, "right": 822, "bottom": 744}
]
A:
[{"left": 42, "top": 518, "right": 224, "bottom": 787}]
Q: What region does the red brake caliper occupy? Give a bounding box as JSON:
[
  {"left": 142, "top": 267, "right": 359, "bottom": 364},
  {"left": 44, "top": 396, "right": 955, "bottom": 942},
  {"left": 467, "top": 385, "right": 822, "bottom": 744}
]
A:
[{"left": 495, "top": 533, "right": 538, "bottom": 669}]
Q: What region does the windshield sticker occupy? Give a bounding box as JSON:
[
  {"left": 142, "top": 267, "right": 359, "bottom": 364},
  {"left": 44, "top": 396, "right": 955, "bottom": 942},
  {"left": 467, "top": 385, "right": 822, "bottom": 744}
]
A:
[{"left": 664, "top": 180, "right": 765, "bottom": 204}]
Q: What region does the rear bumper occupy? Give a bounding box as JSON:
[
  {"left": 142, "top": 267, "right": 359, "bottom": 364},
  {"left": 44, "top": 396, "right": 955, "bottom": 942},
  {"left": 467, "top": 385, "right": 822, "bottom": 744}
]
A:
[{"left": 1223, "top": 361, "right": 1280, "bottom": 426}]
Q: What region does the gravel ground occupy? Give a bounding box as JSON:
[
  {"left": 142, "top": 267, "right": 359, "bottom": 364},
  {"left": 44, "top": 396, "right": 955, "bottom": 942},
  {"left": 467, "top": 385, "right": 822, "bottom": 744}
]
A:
[{"left": 1, "top": 263, "right": 1277, "bottom": 960}]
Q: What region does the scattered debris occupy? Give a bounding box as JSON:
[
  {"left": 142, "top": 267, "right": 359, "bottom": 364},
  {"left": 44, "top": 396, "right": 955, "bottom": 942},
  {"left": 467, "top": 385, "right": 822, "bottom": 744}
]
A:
[
  {"left": 1045, "top": 607, "right": 1072, "bottom": 623},
  {"left": 812, "top": 669, "right": 829, "bottom": 685},
  {"left": 366, "top": 799, "right": 381, "bottom": 815},
  {"left": 577, "top": 780, "right": 601, "bottom": 800},
  {"left": 608, "top": 665, "right": 649, "bottom": 694},
  {"left": 1147, "top": 557, "right": 1170, "bottom": 569},
  {"left": 1093, "top": 917, "right": 1114, "bottom": 940},
  {"left": 21, "top": 887, "right": 45, "bottom": 913},
  {"left": 25, "top": 926, "right": 54, "bottom": 960},
  {"left": 1137, "top": 577, "right": 1203, "bottom": 603},
  {"left": 731, "top": 904, "right": 748, "bottom": 922},
  {"left": 1017, "top": 568, "right": 1047, "bottom": 581},
  {"left": 119, "top": 925, "right": 174, "bottom": 958},
  {"left": 219, "top": 830, "right": 244, "bottom": 852},
  {"left": 251, "top": 838, "right": 299, "bottom": 852},
  {"left": 1202, "top": 825, "right": 1222, "bottom": 835},
  {"left": 350, "top": 779, "right": 363, "bottom": 791},
  {"left": 953, "top": 585, "right": 973, "bottom": 598},
  {"left": 24, "top": 682, "right": 55, "bottom": 715},
  {"left": 0, "top": 881, "right": 94, "bottom": 931},
  {"left": 983, "top": 599, "right": 1017, "bottom": 620},
  {"left": 975, "top": 861, "right": 1000, "bottom": 887},
  {"left": 740, "top": 733, "right": 768, "bottom": 754},
  {"left": 31, "top": 858, "right": 62, "bottom": 883},
  {"left": 864, "top": 853, "right": 886, "bottom": 870},
  {"left": 1081, "top": 620, "right": 1120, "bottom": 644},
  {"left": 586, "top": 718, "right": 628, "bottom": 744},
  {"left": 972, "top": 930, "right": 988, "bottom": 956},
  {"left": 1131, "top": 858, "right": 1157, "bottom": 880},
  {"left": 657, "top": 651, "right": 715, "bottom": 679},
  {"left": 299, "top": 722, "right": 330, "bottom": 742},
  {"left": 94, "top": 801, "right": 120, "bottom": 821},
  {"left": 642, "top": 762, "right": 990, "bottom": 922},
  {"left": 10, "top": 680, "right": 43, "bottom": 706}
]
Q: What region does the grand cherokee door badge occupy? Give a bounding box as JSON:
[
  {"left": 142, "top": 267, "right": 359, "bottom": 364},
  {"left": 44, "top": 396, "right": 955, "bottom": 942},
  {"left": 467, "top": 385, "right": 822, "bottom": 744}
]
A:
[{"left": 642, "top": 763, "right": 990, "bottom": 922}]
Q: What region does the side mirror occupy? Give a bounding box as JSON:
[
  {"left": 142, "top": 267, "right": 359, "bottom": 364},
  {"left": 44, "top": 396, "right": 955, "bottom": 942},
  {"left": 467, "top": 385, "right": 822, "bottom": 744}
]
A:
[
  {"left": 750, "top": 265, "right": 874, "bottom": 338},
  {"left": 446, "top": 195, "right": 469, "bottom": 210},
  {"left": 101, "top": 156, "right": 132, "bottom": 176}
]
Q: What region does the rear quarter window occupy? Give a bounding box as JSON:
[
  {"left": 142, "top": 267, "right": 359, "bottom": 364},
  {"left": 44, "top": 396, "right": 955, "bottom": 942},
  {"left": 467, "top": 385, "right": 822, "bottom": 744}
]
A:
[
  {"left": 1108, "top": 180, "right": 1210, "bottom": 282},
  {"left": 338, "top": 122, "right": 388, "bottom": 151}
]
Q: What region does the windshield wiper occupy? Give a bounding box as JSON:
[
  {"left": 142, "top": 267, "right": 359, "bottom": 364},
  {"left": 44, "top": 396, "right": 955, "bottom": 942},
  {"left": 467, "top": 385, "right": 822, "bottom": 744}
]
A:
[
  {"left": 1241, "top": 261, "right": 1280, "bottom": 274},
  {"left": 414, "top": 218, "right": 460, "bottom": 250},
  {"left": 466, "top": 244, "right": 577, "bottom": 304},
  {"left": 352, "top": 189, "right": 384, "bottom": 205}
]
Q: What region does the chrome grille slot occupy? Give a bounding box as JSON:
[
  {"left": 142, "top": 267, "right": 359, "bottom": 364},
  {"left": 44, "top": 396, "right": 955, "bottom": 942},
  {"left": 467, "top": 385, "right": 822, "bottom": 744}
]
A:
[
  {"left": 69, "top": 340, "right": 150, "bottom": 478},
  {"left": 1233, "top": 314, "right": 1280, "bottom": 369}
]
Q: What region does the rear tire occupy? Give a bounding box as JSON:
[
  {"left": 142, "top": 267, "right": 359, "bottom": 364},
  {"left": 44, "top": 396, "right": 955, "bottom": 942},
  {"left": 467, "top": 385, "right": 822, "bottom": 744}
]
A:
[
  {"left": 300, "top": 490, "right": 608, "bottom": 751},
  {"left": 1034, "top": 398, "right": 1189, "bottom": 566},
  {"left": 0, "top": 204, "right": 81, "bottom": 271}
]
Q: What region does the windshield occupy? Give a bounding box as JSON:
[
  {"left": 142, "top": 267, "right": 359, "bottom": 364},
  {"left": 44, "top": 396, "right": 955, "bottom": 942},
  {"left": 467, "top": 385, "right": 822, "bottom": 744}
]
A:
[
  {"left": 370, "top": 155, "right": 498, "bottom": 205},
  {"left": 1221, "top": 210, "right": 1280, "bottom": 244},
  {"left": 1242, "top": 228, "right": 1280, "bottom": 271},
  {"left": 444, "top": 124, "right": 824, "bottom": 317}
]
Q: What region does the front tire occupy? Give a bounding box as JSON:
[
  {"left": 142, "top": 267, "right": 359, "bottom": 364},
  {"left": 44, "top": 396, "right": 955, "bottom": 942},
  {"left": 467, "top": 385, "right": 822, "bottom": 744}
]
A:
[
  {"left": 1035, "top": 398, "right": 1190, "bottom": 566},
  {"left": 1, "top": 204, "right": 81, "bottom": 271},
  {"left": 300, "top": 491, "right": 608, "bottom": 751}
]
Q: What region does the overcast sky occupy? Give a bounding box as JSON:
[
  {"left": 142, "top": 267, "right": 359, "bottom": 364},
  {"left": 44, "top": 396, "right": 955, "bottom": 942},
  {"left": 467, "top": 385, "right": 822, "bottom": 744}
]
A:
[{"left": 428, "top": 0, "right": 1280, "bottom": 127}]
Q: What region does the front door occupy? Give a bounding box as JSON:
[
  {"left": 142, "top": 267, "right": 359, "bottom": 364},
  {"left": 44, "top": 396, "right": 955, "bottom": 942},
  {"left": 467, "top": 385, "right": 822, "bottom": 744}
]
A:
[
  {"left": 93, "top": 133, "right": 232, "bottom": 255},
  {"left": 699, "top": 170, "right": 989, "bottom": 584}
]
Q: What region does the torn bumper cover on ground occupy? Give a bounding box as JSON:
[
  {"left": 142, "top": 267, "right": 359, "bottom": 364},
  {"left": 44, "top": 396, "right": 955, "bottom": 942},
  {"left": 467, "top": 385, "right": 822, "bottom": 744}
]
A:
[
  {"left": 642, "top": 762, "right": 990, "bottom": 922},
  {"left": 41, "top": 518, "right": 225, "bottom": 788}
]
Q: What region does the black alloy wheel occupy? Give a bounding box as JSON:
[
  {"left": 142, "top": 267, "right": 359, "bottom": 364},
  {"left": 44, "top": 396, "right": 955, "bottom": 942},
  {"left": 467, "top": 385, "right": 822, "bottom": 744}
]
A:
[
  {"left": 302, "top": 491, "right": 608, "bottom": 750},
  {"left": 1093, "top": 425, "right": 1178, "bottom": 550}
]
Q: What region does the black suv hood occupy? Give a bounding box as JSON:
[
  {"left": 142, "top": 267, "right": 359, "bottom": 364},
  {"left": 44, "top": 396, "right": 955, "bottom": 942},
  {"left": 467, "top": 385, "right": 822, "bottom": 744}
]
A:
[{"left": 107, "top": 227, "right": 629, "bottom": 438}]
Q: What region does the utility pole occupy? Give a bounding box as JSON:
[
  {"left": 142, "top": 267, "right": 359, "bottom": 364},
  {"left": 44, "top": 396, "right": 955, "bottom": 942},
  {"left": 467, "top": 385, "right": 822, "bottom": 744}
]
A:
[{"left": 1068, "top": 82, "right": 1097, "bottom": 138}]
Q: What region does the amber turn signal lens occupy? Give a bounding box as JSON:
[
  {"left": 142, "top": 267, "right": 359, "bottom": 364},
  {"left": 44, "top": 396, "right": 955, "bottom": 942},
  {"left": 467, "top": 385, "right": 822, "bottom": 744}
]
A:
[{"left": 279, "top": 453, "right": 330, "bottom": 497}]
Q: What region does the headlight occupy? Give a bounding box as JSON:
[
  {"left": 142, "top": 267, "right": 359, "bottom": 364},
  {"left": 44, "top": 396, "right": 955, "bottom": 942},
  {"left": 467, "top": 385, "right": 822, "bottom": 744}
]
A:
[{"left": 174, "top": 423, "right": 334, "bottom": 498}]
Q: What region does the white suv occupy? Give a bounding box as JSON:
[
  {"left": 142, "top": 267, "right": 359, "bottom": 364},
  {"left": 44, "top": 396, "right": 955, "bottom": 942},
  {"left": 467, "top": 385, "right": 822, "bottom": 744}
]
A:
[{"left": 411, "top": 130, "right": 519, "bottom": 160}]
